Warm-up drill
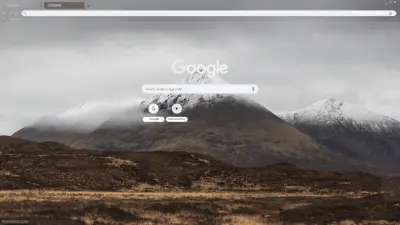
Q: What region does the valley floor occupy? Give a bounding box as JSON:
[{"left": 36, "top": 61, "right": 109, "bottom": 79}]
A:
[{"left": 0, "top": 190, "right": 399, "bottom": 225}]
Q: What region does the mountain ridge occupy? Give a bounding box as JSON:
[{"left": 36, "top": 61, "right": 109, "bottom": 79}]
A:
[
  {"left": 278, "top": 98, "right": 400, "bottom": 173},
  {"left": 278, "top": 98, "right": 400, "bottom": 135},
  {"left": 12, "top": 82, "right": 397, "bottom": 174}
]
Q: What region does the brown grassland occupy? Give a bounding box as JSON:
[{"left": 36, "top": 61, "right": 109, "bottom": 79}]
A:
[
  {"left": 0, "top": 190, "right": 399, "bottom": 225},
  {"left": 0, "top": 189, "right": 400, "bottom": 225},
  {"left": 1, "top": 136, "right": 400, "bottom": 225}
]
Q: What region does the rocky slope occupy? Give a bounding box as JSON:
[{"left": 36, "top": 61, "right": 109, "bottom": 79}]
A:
[
  {"left": 278, "top": 99, "right": 400, "bottom": 173},
  {"left": 0, "top": 136, "right": 386, "bottom": 192},
  {"left": 279, "top": 98, "right": 400, "bottom": 135}
]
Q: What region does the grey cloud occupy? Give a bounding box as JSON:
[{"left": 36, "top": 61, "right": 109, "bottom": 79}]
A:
[
  {"left": 33, "top": 98, "right": 145, "bottom": 132},
  {"left": 0, "top": 0, "right": 399, "bottom": 134}
]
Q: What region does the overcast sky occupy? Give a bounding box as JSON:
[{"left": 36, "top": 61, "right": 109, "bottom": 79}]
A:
[{"left": 0, "top": 0, "right": 399, "bottom": 135}]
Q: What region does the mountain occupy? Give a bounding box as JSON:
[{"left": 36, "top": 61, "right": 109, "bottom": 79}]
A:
[
  {"left": 57, "top": 74, "right": 370, "bottom": 172},
  {"left": 12, "top": 75, "right": 375, "bottom": 173},
  {"left": 140, "top": 72, "right": 230, "bottom": 112},
  {"left": 278, "top": 98, "right": 400, "bottom": 173},
  {"left": 279, "top": 98, "right": 400, "bottom": 135}
]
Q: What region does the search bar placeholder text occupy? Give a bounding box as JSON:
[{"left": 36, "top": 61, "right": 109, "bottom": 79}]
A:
[{"left": 142, "top": 84, "right": 259, "bottom": 94}]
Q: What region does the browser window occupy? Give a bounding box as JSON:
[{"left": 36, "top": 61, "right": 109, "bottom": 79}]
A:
[{"left": 1, "top": 0, "right": 399, "bottom": 224}]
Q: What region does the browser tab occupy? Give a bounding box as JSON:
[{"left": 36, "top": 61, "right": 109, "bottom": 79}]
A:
[{"left": 44, "top": 2, "right": 85, "bottom": 10}]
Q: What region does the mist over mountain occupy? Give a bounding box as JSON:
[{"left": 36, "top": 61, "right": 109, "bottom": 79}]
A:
[
  {"left": 12, "top": 98, "right": 145, "bottom": 145},
  {"left": 21, "top": 98, "right": 145, "bottom": 132}
]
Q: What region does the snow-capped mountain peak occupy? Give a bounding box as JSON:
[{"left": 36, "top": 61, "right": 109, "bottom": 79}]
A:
[
  {"left": 140, "top": 72, "right": 230, "bottom": 111},
  {"left": 295, "top": 98, "right": 386, "bottom": 122},
  {"left": 278, "top": 98, "right": 400, "bottom": 133},
  {"left": 182, "top": 72, "right": 213, "bottom": 84}
]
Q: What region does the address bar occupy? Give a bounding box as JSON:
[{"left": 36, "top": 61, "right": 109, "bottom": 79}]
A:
[{"left": 21, "top": 10, "right": 397, "bottom": 17}]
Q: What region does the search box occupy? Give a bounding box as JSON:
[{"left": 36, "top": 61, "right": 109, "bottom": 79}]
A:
[
  {"left": 142, "top": 84, "right": 259, "bottom": 94},
  {"left": 21, "top": 10, "right": 397, "bottom": 17}
]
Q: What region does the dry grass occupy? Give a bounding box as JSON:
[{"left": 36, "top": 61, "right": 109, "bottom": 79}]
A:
[
  {"left": 0, "top": 136, "right": 399, "bottom": 224},
  {"left": 0, "top": 189, "right": 373, "bottom": 202},
  {"left": 103, "top": 156, "right": 138, "bottom": 167},
  {"left": 0, "top": 169, "right": 19, "bottom": 177},
  {"left": 221, "top": 214, "right": 266, "bottom": 225},
  {"left": 0, "top": 190, "right": 399, "bottom": 225},
  {"left": 331, "top": 220, "right": 400, "bottom": 225}
]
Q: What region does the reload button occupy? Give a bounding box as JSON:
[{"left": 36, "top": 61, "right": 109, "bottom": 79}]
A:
[{"left": 143, "top": 117, "right": 165, "bottom": 123}]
